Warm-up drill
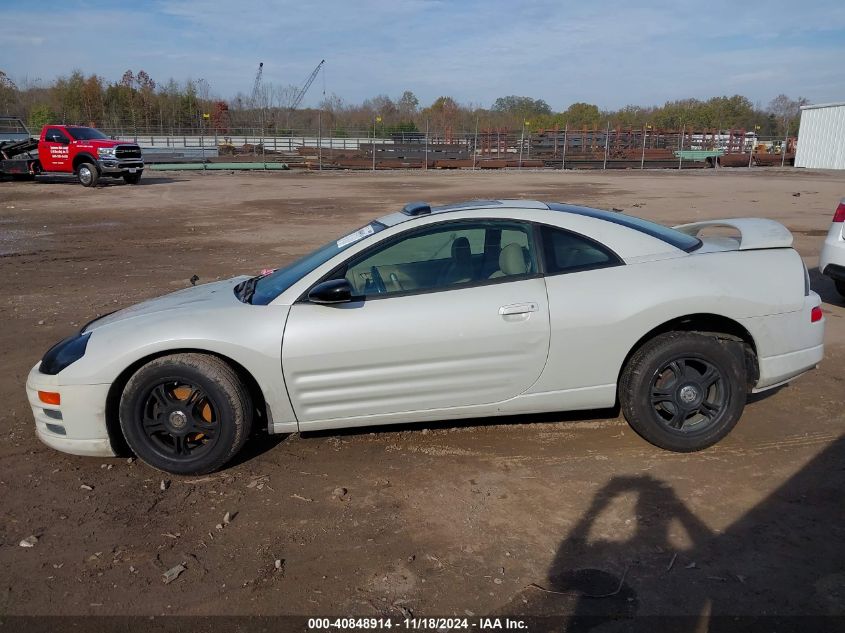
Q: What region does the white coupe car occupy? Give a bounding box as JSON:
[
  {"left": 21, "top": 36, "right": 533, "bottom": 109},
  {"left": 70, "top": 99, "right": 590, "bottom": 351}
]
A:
[{"left": 27, "top": 200, "right": 824, "bottom": 474}]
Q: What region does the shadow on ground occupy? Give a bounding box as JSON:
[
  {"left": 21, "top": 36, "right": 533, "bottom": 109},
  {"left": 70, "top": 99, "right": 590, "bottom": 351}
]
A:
[{"left": 492, "top": 436, "right": 845, "bottom": 631}]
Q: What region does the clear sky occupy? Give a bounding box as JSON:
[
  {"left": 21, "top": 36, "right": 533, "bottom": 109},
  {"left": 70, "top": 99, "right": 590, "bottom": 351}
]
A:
[{"left": 4, "top": 0, "right": 845, "bottom": 110}]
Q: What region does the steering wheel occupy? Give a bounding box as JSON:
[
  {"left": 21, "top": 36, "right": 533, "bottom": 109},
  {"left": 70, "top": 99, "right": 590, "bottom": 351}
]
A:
[{"left": 370, "top": 266, "right": 387, "bottom": 293}]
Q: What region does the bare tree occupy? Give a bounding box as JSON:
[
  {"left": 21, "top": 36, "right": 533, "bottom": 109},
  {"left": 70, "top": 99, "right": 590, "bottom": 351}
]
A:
[
  {"left": 271, "top": 83, "right": 299, "bottom": 110},
  {"left": 768, "top": 94, "right": 808, "bottom": 137}
]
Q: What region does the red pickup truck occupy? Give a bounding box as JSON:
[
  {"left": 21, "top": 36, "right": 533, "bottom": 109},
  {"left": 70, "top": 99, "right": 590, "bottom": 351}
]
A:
[{"left": 0, "top": 118, "right": 144, "bottom": 186}]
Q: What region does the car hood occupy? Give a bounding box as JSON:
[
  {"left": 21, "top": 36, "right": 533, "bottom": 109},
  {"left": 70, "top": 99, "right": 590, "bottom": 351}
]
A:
[{"left": 84, "top": 276, "right": 249, "bottom": 332}]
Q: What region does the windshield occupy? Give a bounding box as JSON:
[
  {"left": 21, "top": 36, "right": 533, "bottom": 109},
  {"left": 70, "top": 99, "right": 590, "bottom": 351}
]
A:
[
  {"left": 66, "top": 127, "right": 110, "bottom": 140},
  {"left": 246, "top": 221, "right": 387, "bottom": 305}
]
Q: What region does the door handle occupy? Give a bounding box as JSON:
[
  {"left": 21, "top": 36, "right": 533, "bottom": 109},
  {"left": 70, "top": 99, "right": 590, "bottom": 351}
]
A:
[{"left": 499, "top": 302, "right": 539, "bottom": 316}]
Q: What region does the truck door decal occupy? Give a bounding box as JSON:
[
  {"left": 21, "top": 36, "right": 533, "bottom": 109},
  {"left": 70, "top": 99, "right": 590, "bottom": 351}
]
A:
[{"left": 42, "top": 128, "right": 71, "bottom": 172}]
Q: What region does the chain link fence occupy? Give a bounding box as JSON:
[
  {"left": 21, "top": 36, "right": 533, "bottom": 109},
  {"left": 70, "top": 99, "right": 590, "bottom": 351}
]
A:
[{"left": 103, "top": 124, "right": 797, "bottom": 169}]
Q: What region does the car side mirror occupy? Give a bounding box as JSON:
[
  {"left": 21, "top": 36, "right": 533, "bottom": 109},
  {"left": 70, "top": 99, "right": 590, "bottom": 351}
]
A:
[{"left": 308, "top": 279, "right": 353, "bottom": 304}]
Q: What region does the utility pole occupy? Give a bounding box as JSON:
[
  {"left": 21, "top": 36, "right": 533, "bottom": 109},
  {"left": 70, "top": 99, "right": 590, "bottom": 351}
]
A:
[
  {"left": 602, "top": 122, "right": 610, "bottom": 170},
  {"left": 526, "top": 123, "right": 531, "bottom": 161},
  {"left": 372, "top": 115, "right": 381, "bottom": 171},
  {"left": 424, "top": 119, "right": 429, "bottom": 170},
  {"left": 472, "top": 117, "right": 478, "bottom": 170},
  {"left": 518, "top": 120, "right": 525, "bottom": 168},
  {"left": 640, "top": 124, "right": 649, "bottom": 170},
  {"left": 561, "top": 123, "right": 567, "bottom": 170}
]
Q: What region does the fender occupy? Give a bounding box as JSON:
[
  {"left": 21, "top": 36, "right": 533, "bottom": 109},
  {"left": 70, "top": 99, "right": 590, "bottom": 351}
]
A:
[{"left": 72, "top": 152, "right": 99, "bottom": 171}]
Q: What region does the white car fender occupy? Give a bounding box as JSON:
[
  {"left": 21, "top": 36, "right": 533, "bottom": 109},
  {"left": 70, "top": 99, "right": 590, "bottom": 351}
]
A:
[{"left": 58, "top": 303, "right": 298, "bottom": 434}]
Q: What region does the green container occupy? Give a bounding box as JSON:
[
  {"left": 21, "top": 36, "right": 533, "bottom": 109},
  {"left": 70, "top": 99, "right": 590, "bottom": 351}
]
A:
[{"left": 674, "top": 150, "right": 724, "bottom": 161}]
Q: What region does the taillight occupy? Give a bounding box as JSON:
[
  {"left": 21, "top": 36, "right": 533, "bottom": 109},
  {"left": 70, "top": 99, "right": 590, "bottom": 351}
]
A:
[
  {"left": 832, "top": 202, "right": 845, "bottom": 223},
  {"left": 811, "top": 306, "right": 823, "bottom": 323}
]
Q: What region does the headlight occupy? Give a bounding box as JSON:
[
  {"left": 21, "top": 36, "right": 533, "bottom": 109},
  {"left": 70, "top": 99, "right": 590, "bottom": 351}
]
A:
[
  {"left": 97, "top": 147, "right": 116, "bottom": 158},
  {"left": 39, "top": 332, "right": 91, "bottom": 375}
]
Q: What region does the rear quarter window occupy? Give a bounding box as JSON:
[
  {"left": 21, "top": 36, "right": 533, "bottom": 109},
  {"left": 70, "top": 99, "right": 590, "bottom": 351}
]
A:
[{"left": 541, "top": 226, "right": 621, "bottom": 274}]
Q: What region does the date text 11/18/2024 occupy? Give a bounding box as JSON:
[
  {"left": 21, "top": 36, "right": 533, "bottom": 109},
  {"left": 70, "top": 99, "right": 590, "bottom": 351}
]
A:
[{"left": 307, "top": 617, "right": 528, "bottom": 630}]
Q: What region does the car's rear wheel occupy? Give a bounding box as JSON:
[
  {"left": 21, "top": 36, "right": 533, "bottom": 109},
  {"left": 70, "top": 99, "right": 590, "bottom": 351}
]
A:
[
  {"left": 619, "top": 332, "right": 747, "bottom": 452},
  {"left": 835, "top": 280, "right": 845, "bottom": 298},
  {"left": 77, "top": 162, "right": 99, "bottom": 187},
  {"left": 119, "top": 353, "right": 252, "bottom": 474}
]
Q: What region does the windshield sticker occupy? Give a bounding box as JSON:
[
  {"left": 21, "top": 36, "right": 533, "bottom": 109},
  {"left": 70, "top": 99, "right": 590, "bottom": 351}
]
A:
[{"left": 336, "top": 225, "right": 375, "bottom": 248}]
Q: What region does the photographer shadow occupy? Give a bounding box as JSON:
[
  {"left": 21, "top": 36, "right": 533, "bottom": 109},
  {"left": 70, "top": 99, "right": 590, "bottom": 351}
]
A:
[{"left": 493, "top": 437, "right": 845, "bottom": 632}]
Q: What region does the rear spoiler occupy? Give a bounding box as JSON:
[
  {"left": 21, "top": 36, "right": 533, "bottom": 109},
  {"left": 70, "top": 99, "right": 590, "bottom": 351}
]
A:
[{"left": 672, "top": 218, "right": 793, "bottom": 250}]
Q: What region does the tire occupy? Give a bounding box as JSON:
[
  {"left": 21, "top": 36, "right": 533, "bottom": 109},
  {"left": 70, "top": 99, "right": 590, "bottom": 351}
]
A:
[
  {"left": 123, "top": 172, "right": 142, "bottom": 185},
  {"left": 835, "top": 280, "right": 845, "bottom": 299},
  {"left": 619, "top": 332, "right": 747, "bottom": 452},
  {"left": 119, "top": 353, "right": 253, "bottom": 475},
  {"left": 77, "top": 162, "right": 99, "bottom": 187}
]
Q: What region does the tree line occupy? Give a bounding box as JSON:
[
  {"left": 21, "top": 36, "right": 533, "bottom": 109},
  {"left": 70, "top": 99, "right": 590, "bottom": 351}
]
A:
[{"left": 0, "top": 68, "right": 807, "bottom": 138}]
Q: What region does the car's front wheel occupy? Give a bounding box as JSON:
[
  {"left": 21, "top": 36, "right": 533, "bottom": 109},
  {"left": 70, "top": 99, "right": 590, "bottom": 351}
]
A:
[
  {"left": 123, "top": 173, "right": 142, "bottom": 185},
  {"left": 77, "top": 162, "right": 99, "bottom": 187},
  {"left": 119, "top": 353, "right": 252, "bottom": 474},
  {"left": 619, "top": 332, "right": 747, "bottom": 452}
]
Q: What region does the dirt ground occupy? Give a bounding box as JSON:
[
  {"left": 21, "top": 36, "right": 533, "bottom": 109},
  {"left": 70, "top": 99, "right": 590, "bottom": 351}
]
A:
[{"left": 1, "top": 168, "right": 844, "bottom": 624}]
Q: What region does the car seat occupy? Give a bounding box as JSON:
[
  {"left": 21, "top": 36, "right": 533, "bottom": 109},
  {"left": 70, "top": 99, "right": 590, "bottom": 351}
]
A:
[
  {"left": 489, "top": 242, "right": 529, "bottom": 278},
  {"left": 438, "top": 237, "right": 473, "bottom": 285}
]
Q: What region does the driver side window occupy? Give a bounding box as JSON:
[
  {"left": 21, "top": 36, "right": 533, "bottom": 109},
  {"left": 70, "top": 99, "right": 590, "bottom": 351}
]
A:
[{"left": 343, "top": 221, "right": 536, "bottom": 297}]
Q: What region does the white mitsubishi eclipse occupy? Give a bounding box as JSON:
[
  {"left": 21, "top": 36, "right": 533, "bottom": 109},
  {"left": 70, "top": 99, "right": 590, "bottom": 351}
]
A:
[{"left": 27, "top": 200, "right": 824, "bottom": 474}]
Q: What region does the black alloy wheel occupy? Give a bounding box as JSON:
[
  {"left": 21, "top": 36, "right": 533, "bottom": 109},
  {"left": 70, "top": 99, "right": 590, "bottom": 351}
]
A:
[
  {"left": 648, "top": 356, "right": 727, "bottom": 432},
  {"left": 139, "top": 380, "right": 220, "bottom": 459},
  {"left": 620, "top": 332, "right": 747, "bottom": 452},
  {"left": 120, "top": 353, "right": 252, "bottom": 474}
]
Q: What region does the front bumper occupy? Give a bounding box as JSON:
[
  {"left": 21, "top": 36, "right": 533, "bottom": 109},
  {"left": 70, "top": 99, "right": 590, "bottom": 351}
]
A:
[
  {"left": 97, "top": 158, "right": 144, "bottom": 175},
  {"left": 26, "top": 363, "right": 116, "bottom": 457}
]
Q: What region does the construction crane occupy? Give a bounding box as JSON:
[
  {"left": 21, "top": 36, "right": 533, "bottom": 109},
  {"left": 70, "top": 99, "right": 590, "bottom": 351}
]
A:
[
  {"left": 290, "top": 59, "right": 325, "bottom": 111},
  {"left": 250, "top": 62, "right": 264, "bottom": 109}
]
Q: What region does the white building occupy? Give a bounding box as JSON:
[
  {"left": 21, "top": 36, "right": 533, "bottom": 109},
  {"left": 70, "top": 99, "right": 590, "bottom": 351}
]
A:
[{"left": 795, "top": 102, "right": 845, "bottom": 170}]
